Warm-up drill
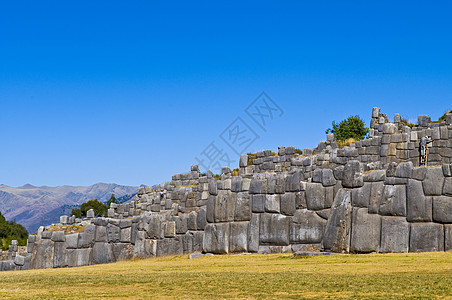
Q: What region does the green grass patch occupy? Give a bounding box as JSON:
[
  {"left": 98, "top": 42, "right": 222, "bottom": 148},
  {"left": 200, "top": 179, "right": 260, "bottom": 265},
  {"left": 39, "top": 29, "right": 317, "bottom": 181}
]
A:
[{"left": 0, "top": 252, "right": 451, "bottom": 299}]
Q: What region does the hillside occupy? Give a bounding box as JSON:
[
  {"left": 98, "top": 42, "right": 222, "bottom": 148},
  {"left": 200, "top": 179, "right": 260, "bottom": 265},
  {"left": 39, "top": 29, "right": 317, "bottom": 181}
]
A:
[{"left": 0, "top": 183, "right": 137, "bottom": 233}]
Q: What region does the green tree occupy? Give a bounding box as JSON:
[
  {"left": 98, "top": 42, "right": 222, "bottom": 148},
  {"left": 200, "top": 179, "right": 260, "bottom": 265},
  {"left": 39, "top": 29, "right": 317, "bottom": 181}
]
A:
[
  {"left": 71, "top": 199, "right": 107, "bottom": 218},
  {"left": 106, "top": 194, "right": 118, "bottom": 208},
  {"left": 0, "top": 211, "right": 28, "bottom": 250},
  {"left": 326, "top": 115, "right": 369, "bottom": 142}
]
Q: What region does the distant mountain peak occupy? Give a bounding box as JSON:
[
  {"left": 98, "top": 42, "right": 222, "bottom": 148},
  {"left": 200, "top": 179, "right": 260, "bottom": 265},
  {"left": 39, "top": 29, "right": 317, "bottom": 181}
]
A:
[{"left": 18, "top": 184, "right": 36, "bottom": 189}]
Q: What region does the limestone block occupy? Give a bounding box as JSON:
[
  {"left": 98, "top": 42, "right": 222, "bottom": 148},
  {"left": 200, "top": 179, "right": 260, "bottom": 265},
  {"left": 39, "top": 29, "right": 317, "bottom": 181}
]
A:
[
  {"left": 285, "top": 170, "right": 302, "bottom": 192},
  {"left": 65, "top": 233, "right": 79, "bottom": 249},
  {"left": 305, "top": 182, "right": 325, "bottom": 211},
  {"left": 432, "top": 196, "right": 452, "bottom": 223},
  {"left": 363, "top": 170, "right": 386, "bottom": 182},
  {"left": 333, "top": 166, "right": 344, "bottom": 180},
  {"left": 406, "top": 179, "right": 432, "bottom": 222},
  {"left": 249, "top": 178, "right": 267, "bottom": 194},
  {"left": 209, "top": 179, "right": 218, "bottom": 195},
  {"left": 231, "top": 176, "right": 242, "bottom": 192},
  {"left": 175, "top": 215, "right": 188, "bottom": 234},
  {"left": 164, "top": 221, "right": 176, "bottom": 238},
  {"left": 295, "top": 191, "right": 307, "bottom": 209},
  {"left": 214, "top": 190, "right": 236, "bottom": 222},
  {"left": 229, "top": 222, "right": 249, "bottom": 253},
  {"left": 187, "top": 211, "right": 197, "bottom": 230},
  {"left": 379, "top": 185, "right": 406, "bottom": 216},
  {"left": 78, "top": 224, "right": 96, "bottom": 248},
  {"left": 119, "top": 219, "right": 132, "bottom": 228},
  {"left": 197, "top": 207, "right": 207, "bottom": 230},
  {"left": 322, "top": 189, "right": 352, "bottom": 253},
  {"left": 52, "top": 242, "right": 66, "bottom": 268},
  {"left": 445, "top": 225, "right": 452, "bottom": 251},
  {"left": 252, "top": 194, "right": 265, "bottom": 213},
  {"left": 107, "top": 224, "right": 120, "bottom": 243},
  {"left": 203, "top": 223, "right": 230, "bottom": 254},
  {"left": 242, "top": 178, "right": 251, "bottom": 191},
  {"left": 112, "top": 243, "right": 135, "bottom": 261},
  {"left": 443, "top": 164, "right": 452, "bottom": 177},
  {"left": 280, "top": 193, "right": 296, "bottom": 216},
  {"left": 290, "top": 209, "right": 327, "bottom": 244},
  {"left": 368, "top": 182, "right": 384, "bottom": 214},
  {"left": 322, "top": 169, "right": 336, "bottom": 187},
  {"left": 443, "top": 177, "right": 452, "bottom": 196},
  {"left": 51, "top": 231, "right": 65, "bottom": 242},
  {"left": 351, "top": 182, "right": 371, "bottom": 207},
  {"left": 60, "top": 215, "right": 69, "bottom": 225},
  {"left": 423, "top": 166, "right": 445, "bottom": 196},
  {"left": 418, "top": 115, "right": 431, "bottom": 127},
  {"left": 342, "top": 160, "right": 364, "bottom": 188},
  {"left": 86, "top": 209, "right": 95, "bottom": 219},
  {"left": 206, "top": 195, "right": 214, "bottom": 223},
  {"left": 107, "top": 208, "right": 115, "bottom": 218},
  {"left": 120, "top": 227, "right": 132, "bottom": 242},
  {"left": 412, "top": 166, "right": 427, "bottom": 181},
  {"left": 380, "top": 216, "right": 410, "bottom": 253},
  {"left": 410, "top": 223, "right": 444, "bottom": 252},
  {"left": 350, "top": 208, "right": 381, "bottom": 253},
  {"left": 14, "top": 254, "right": 25, "bottom": 266},
  {"left": 395, "top": 161, "right": 413, "bottom": 178},
  {"left": 239, "top": 154, "right": 248, "bottom": 167},
  {"left": 95, "top": 226, "right": 108, "bottom": 242},
  {"left": 1, "top": 260, "right": 15, "bottom": 271},
  {"left": 30, "top": 239, "right": 54, "bottom": 269},
  {"left": 265, "top": 194, "right": 280, "bottom": 213},
  {"left": 234, "top": 192, "right": 251, "bottom": 221},
  {"left": 248, "top": 214, "right": 260, "bottom": 252},
  {"left": 259, "top": 213, "right": 290, "bottom": 246}
]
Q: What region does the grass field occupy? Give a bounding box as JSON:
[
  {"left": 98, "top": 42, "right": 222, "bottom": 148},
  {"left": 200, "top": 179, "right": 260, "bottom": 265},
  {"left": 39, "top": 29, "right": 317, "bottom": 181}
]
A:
[{"left": 1, "top": 252, "right": 452, "bottom": 299}]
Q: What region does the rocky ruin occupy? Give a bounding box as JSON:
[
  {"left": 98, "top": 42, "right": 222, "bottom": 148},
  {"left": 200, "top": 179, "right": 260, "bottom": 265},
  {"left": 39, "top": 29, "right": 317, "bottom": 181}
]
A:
[{"left": 1, "top": 107, "right": 452, "bottom": 271}]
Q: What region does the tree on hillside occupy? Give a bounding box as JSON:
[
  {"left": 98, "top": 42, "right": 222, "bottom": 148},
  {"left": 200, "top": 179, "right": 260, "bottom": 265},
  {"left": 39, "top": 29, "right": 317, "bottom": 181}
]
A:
[
  {"left": 106, "top": 194, "right": 118, "bottom": 208},
  {"left": 0, "top": 211, "right": 28, "bottom": 250},
  {"left": 325, "top": 115, "right": 369, "bottom": 142},
  {"left": 71, "top": 199, "right": 107, "bottom": 218}
]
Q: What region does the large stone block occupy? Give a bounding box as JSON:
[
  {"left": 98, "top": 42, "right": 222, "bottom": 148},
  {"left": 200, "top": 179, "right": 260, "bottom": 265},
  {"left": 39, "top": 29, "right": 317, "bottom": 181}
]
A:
[
  {"left": 53, "top": 242, "right": 66, "bottom": 268},
  {"left": 290, "top": 209, "right": 327, "bottom": 244},
  {"left": 197, "top": 207, "right": 207, "bottom": 230},
  {"left": 248, "top": 214, "right": 260, "bottom": 252},
  {"left": 410, "top": 223, "right": 444, "bottom": 252},
  {"left": 342, "top": 160, "right": 364, "bottom": 188},
  {"left": 321, "top": 169, "right": 337, "bottom": 187},
  {"left": 259, "top": 214, "right": 290, "bottom": 246},
  {"left": 379, "top": 185, "right": 406, "bottom": 216},
  {"left": 305, "top": 182, "right": 325, "bottom": 211},
  {"left": 249, "top": 178, "right": 267, "bottom": 194},
  {"left": 363, "top": 170, "right": 386, "bottom": 182},
  {"left": 78, "top": 224, "right": 96, "bottom": 248},
  {"left": 369, "top": 182, "right": 384, "bottom": 214},
  {"left": 423, "top": 166, "right": 445, "bottom": 196},
  {"left": 107, "top": 224, "right": 120, "bottom": 242},
  {"left": 395, "top": 161, "right": 414, "bottom": 178},
  {"left": 235, "top": 192, "right": 251, "bottom": 221},
  {"left": 322, "top": 189, "right": 352, "bottom": 253},
  {"left": 112, "top": 243, "right": 135, "bottom": 261},
  {"left": 350, "top": 208, "right": 381, "bottom": 253},
  {"left": 265, "top": 194, "right": 280, "bottom": 213},
  {"left": 446, "top": 225, "right": 452, "bottom": 251},
  {"left": 443, "top": 177, "right": 452, "bottom": 196},
  {"left": 120, "top": 227, "right": 132, "bottom": 242},
  {"left": 65, "top": 233, "right": 79, "bottom": 249},
  {"left": 175, "top": 214, "right": 188, "bottom": 234},
  {"left": 95, "top": 226, "right": 108, "bottom": 242},
  {"left": 252, "top": 194, "right": 265, "bottom": 213},
  {"left": 231, "top": 176, "right": 242, "bottom": 192},
  {"left": 351, "top": 182, "right": 371, "bottom": 207},
  {"left": 203, "top": 223, "right": 230, "bottom": 254},
  {"left": 280, "top": 193, "right": 296, "bottom": 216},
  {"left": 92, "top": 242, "right": 114, "bottom": 264},
  {"left": 380, "top": 216, "right": 410, "bottom": 253},
  {"left": 229, "top": 222, "right": 248, "bottom": 253},
  {"left": 432, "top": 196, "right": 452, "bottom": 223},
  {"left": 214, "top": 190, "right": 236, "bottom": 222},
  {"left": 406, "top": 179, "right": 432, "bottom": 222},
  {"left": 188, "top": 211, "right": 198, "bottom": 230},
  {"left": 51, "top": 231, "right": 65, "bottom": 242},
  {"left": 285, "top": 170, "right": 303, "bottom": 192},
  {"left": 30, "top": 239, "right": 54, "bottom": 269}
]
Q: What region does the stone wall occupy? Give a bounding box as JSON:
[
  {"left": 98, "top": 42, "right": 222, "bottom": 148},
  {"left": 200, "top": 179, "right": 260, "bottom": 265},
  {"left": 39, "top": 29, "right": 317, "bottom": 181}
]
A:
[{"left": 1, "top": 107, "right": 451, "bottom": 271}]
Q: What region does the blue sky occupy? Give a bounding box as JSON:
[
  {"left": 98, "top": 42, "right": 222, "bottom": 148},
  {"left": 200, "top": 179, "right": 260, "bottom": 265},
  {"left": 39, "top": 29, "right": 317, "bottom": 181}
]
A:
[{"left": 1, "top": 1, "right": 451, "bottom": 187}]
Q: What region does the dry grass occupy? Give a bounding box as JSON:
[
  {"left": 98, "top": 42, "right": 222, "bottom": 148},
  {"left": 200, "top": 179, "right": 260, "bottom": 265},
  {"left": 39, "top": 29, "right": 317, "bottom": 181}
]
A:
[
  {"left": 338, "top": 138, "right": 356, "bottom": 148},
  {"left": 47, "top": 225, "right": 86, "bottom": 234},
  {"left": 1, "top": 252, "right": 452, "bottom": 299}
]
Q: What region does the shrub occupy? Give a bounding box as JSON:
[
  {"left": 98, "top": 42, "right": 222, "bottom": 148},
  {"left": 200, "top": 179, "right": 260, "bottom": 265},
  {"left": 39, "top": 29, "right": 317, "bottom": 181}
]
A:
[
  {"left": 294, "top": 149, "right": 303, "bottom": 155},
  {"left": 326, "top": 115, "right": 369, "bottom": 142},
  {"left": 0, "top": 211, "right": 28, "bottom": 250},
  {"left": 71, "top": 199, "right": 107, "bottom": 218}
]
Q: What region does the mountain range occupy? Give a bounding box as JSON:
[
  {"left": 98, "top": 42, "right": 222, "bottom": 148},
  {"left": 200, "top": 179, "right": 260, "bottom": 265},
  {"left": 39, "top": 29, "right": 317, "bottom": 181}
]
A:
[{"left": 0, "top": 183, "right": 138, "bottom": 233}]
